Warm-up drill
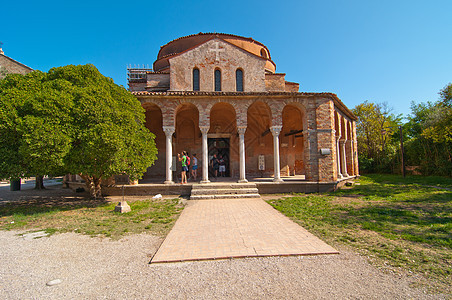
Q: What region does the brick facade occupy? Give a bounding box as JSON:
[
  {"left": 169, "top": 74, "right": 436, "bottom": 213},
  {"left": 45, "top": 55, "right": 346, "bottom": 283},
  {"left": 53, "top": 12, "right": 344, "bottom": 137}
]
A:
[{"left": 128, "top": 33, "right": 358, "bottom": 183}]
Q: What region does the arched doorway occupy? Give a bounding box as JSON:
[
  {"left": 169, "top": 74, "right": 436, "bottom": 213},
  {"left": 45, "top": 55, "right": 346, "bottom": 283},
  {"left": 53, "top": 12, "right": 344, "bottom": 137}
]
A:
[
  {"left": 281, "top": 103, "right": 306, "bottom": 177},
  {"left": 209, "top": 102, "right": 237, "bottom": 178},
  {"left": 175, "top": 103, "right": 201, "bottom": 180},
  {"left": 246, "top": 101, "right": 272, "bottom": 177},
  {"left": 142, "top": 104, "right": 165, "bottom": 181}
]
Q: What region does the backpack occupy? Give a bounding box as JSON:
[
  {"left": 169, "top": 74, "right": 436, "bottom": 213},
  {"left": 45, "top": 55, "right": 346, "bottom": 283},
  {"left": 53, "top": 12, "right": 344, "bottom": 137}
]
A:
[{"left": 187, "top": 156, "right": 191, "bottom": 166}]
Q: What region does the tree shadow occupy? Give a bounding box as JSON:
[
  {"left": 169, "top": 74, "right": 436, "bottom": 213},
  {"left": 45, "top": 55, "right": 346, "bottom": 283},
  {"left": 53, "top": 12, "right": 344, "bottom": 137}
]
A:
[{"left": 0, "top": 185, "right": 109, "bottom": 217}]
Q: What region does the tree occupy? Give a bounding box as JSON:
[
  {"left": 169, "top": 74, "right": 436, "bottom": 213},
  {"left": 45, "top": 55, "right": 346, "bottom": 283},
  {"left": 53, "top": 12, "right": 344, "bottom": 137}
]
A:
[
  {"left": 0, "top": 66, "right": 9, "bottom": 78},
  {"left": 404, "top": 84, "right": 452, "bottom": 176},
  {"left": 352, "top": 101, "right": 401, "bottom": 173},
  {"left": 0, "top": 71, "right": 70, "bottom": 186},
  {"left": 0, "top": 64, "right": 158, "bottom": 197},
  {"left": 48, "top": 65, "right": 157, "bottom": 198}
]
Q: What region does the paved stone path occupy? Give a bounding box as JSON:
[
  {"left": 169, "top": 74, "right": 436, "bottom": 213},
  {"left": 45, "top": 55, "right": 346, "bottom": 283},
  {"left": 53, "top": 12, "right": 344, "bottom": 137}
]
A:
[{"left": 151, "top": 198, "right": 338, "bottom": 263}]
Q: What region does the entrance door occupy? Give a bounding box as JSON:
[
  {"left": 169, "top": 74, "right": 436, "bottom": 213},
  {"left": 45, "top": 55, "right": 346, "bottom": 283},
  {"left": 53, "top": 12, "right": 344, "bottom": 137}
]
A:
[{"left": 208, "top": 138, "right": 230, "bottom": 177}]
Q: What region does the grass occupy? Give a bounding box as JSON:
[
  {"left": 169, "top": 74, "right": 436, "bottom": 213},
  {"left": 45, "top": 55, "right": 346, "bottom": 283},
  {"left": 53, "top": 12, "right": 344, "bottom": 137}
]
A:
[
  {"left": 268, "top": 174, "right": 452, "bottom": 294},
  {"left": 0, "top": 197, "right": 184, "bottom": 239}
]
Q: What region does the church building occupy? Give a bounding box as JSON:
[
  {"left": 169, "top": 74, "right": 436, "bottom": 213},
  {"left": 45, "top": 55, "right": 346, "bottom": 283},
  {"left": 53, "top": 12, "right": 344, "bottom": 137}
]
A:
[{"left": 128, "top": 33, "right": 358, "bottom": 188}]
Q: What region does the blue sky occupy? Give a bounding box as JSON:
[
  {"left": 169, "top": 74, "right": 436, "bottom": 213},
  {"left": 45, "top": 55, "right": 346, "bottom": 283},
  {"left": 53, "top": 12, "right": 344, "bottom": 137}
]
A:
[{"left": 2, "top": 0, "right": 451, "bottom": 118}]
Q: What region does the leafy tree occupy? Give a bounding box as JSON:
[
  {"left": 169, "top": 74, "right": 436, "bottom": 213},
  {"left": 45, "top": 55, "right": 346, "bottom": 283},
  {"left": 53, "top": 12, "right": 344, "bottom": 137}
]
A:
[
  {"left": 0, "top": 66, "right": 9, "bottom": 78},
  {"left": 0, "top": 71, "right": 70, "bottom": 187},
  {"left": 48, "top": 65, "right": 157, "bottom": 198},
  {"left": 404, "top": 84, "right": 452, "bottom": 176},
  {"left": 0, "top": 65, "right": 158, "bottom": 197},
  {"left": 352, "top": 101, "right": 401, "bottom": 173}
]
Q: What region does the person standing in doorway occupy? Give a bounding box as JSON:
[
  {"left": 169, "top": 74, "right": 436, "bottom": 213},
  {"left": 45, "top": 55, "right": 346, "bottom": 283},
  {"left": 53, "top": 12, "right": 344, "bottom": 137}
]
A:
[
  {"left": 219, "top": 155, "right": 226, "bottom": 177},
  {"left": 191, "top": 153, "right": 198, "bottom": 181},
  {"left": 210, "top": 154, "right": 219, "bottom": 178},
  {"left": 178, "top": 151, "right": 188, "bottom": 184}
]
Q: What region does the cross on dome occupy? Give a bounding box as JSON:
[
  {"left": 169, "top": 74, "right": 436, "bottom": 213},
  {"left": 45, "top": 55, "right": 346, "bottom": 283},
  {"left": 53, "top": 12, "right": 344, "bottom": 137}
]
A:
[{"left": 209, "top": 42, "right": 225, "bottom": 62}]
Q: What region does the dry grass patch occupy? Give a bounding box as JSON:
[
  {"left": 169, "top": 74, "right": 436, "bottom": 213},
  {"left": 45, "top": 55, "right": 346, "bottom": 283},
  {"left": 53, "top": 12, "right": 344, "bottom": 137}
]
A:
[{"left": 0, "top": 192, "right": 185, "bottom": 239}]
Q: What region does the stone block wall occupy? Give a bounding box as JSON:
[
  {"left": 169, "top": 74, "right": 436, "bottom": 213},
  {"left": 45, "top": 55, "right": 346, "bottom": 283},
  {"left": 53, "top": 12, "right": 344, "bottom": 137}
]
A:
[
  {"left": 0, "top": 54, "right": 33, "bottom": 79},
  {"left": 169, "top": 39, "right": 266, "bottom": 92}
]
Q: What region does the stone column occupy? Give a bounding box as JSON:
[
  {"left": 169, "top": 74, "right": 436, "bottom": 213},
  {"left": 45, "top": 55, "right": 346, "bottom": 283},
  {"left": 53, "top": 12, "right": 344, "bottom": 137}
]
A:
[
  {"left": 237, "top": 126, "right": 248, "bottom": 183},
  {"left": 340, "top": 139, "right": 349, "bottom": 177},
  {"left": 200, "top": 126, "right": 210, "bottom": 183},
  {"left": 348, "top": 140, "right": 354, "bottom": 176},
  {"left": 336, "top": 136, "right": 342, "bottom": 179},
  {"left": 163, "top": 126, "right": 175, "bottom": 184},
  {"left": 271, "top": 126, "right": 283, "bottom": 182}
]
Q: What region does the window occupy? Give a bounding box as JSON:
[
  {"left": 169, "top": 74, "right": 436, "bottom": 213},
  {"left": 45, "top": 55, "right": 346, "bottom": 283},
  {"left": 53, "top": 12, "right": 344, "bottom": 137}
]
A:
[
  {"left": 260, "top": 48, "right": 268, "bottom": 58},
  {"left": 193, "top": 68, "right": 200, "bottom": 91},
  {"left": 214, "top": 69, "right": 221, "bottom": 91},
  {"left": 236, "top": 69, "right": 244, "bottom": 92}
]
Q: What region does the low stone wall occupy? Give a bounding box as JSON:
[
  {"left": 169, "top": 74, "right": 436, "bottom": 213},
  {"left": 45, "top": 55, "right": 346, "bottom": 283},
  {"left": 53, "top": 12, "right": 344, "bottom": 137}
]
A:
[{"left": 66, "top": 176, "right": 357, "bottom": 197}]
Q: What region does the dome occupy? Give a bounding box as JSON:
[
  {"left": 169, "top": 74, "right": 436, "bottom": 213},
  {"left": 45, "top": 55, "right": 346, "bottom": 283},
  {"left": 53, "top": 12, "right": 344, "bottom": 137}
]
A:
[{"left": 153, "top": 33, "right": 276, "bottom": 73}]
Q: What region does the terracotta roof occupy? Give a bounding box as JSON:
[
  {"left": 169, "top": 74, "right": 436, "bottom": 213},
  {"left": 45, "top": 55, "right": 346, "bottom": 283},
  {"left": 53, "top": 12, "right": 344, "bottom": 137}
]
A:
[
  {"left": 131, "top": 90, "right": 356, "bottom": 120},
  {"left": 160, "top": 32, "right": 267, "bottom": 50}
]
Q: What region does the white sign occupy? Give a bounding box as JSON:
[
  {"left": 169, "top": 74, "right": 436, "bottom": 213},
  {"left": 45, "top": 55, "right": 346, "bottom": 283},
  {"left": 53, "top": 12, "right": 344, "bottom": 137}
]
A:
[{"left": 258, "top": 155, "right": 265, "bottom": 171}]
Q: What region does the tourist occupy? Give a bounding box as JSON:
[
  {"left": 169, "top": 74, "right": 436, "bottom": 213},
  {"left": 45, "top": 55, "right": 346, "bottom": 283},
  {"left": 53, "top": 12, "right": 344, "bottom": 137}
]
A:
[
  {"left": 178, "top": 151, "right": 188, "bottom": 184},
  {"left": 191, "top": 153, "right": 198, "bottom": 181},
  {"left": 210, "top": 154, "right": 219, "bottom": 178},
  {"left": 219, "top": 155, "right": 226, "bottom": 177}
]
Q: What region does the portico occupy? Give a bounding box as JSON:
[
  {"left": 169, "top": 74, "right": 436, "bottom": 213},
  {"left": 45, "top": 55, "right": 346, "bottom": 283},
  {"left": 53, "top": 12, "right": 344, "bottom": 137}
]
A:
[{"left": 127, "top": 33, "right": 359, "bottom": 189}]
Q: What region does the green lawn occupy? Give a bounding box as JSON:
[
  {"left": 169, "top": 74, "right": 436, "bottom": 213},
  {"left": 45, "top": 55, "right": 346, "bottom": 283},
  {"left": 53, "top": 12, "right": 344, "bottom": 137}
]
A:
[
  {"left": 268, "top": 174, "right": 452, "bottom": 293},
  {"left": 0, "top": 197, "right": 184, "bottom": 239}
]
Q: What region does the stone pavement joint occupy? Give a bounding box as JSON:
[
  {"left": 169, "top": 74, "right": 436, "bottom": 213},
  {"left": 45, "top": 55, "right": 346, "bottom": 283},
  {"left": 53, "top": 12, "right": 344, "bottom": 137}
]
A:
[{"left": 150, "top": 198, "right": 338, "bottom": 263}]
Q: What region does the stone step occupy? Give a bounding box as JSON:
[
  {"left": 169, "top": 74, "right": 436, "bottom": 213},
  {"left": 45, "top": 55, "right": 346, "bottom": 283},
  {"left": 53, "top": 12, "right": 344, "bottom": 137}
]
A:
[
  {"left": 190, "top": 188, "right": 259, "bottom": 195},
  {"left": 191, "top": 183, "right": 257, "bottom": 190},
  {"left": 190, "top": 194, "right": 261, "bottom": 200}
]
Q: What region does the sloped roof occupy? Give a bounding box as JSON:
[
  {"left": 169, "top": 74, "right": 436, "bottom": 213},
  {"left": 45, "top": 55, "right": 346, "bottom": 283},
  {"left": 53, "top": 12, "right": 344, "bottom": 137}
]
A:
[{"left": 132, "top": 90, "right": 357, "bottom": 120}]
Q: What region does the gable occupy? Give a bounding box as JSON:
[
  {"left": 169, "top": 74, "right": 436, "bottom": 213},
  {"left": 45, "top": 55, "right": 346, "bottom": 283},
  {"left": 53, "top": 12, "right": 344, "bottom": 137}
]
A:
[{"left": 168, "top": 38, "right": 266, "bottom": 92}]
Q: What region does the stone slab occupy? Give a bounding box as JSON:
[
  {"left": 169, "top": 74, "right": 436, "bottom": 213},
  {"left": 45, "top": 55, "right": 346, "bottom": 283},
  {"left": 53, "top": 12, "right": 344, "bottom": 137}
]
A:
[{"left": 151, "top": 198, "right": 338, "bottom": 263}]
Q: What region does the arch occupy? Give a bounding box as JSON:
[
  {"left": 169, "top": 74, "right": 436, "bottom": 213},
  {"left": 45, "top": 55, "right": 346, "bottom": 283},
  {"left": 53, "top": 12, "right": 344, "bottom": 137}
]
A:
[
  {"left": 175, "top": 102, "right": 201, "bottom": 160},
  {"left": 281, "top": 103, "right": 306, "bottom": 176},
  {"left": 347, "top": 120, "right": 352, "bottom": 140},
  {"left": 214, "top": 68, "right": 221, "bottom": 91},
  {"left": 260, "top": 48, "right": 268, "bottom": 59},
  {"left": 340, "top": 116, "right": 346, "bottom": 139},
  {"left": 209, "top": 102, "right": 237, "bottom": 177},
  {"left": 193, "top": 68, "right": 200, "bottom": 91},
  {"left": 236, "top": 68, "right": 244, "bottom": 92},
  {"left": 245, "top": 101, "right": 273, "bottom": 177},
  {"left": 142, "top": 103, "right": 165, "bottom": 180},
  {"left": 334, "top": 111, "right": 340, "bottom": 138}
]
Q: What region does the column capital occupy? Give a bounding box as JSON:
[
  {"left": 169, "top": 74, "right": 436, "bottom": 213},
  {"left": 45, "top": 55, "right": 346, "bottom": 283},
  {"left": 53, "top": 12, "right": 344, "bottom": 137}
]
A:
[
  {"left": 237, "top": 126, "right": 247, "bottom": 135},
  {"left": 199, "top": 126, "right": 209, "bottom": 134},
  {"left": 270, "top": 125, "right": 282, "bottom": 136},
  {"left": 162, "top": 126, "right": 175, "bottom": 136}
]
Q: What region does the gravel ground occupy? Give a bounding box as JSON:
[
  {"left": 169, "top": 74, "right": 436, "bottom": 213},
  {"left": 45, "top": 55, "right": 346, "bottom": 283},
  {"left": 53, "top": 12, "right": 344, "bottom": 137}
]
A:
[{"left": 0, "top": 230, "right": 447, "bottom": 299}]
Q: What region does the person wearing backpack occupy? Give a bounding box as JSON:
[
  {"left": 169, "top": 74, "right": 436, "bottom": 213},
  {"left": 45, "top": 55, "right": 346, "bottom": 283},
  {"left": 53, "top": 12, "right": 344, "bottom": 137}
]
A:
[{"left": 177, "top": 150, "right": 189, "bottom": 184}]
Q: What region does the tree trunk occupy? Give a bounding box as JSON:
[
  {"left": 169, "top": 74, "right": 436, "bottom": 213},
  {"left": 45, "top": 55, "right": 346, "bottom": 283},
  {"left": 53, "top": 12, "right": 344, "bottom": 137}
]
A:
[
  {"left": 35, "top": 175, "right": 45, "bottom": 190},
  {"left": 80, "top": 174, "right": 103, "bottom": 200}
]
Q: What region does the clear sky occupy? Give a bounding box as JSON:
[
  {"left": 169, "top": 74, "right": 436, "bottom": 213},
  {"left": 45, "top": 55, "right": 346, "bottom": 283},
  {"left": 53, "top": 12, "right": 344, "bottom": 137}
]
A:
[{"left": 2, "top": 0, "right": 451, "bottom": 118}]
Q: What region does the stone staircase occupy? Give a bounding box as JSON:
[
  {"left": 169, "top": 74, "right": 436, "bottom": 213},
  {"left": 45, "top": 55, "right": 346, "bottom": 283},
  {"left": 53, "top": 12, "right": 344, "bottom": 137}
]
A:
[{"left": 190, "top": 182, "right": 260, "bottom": 200}]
